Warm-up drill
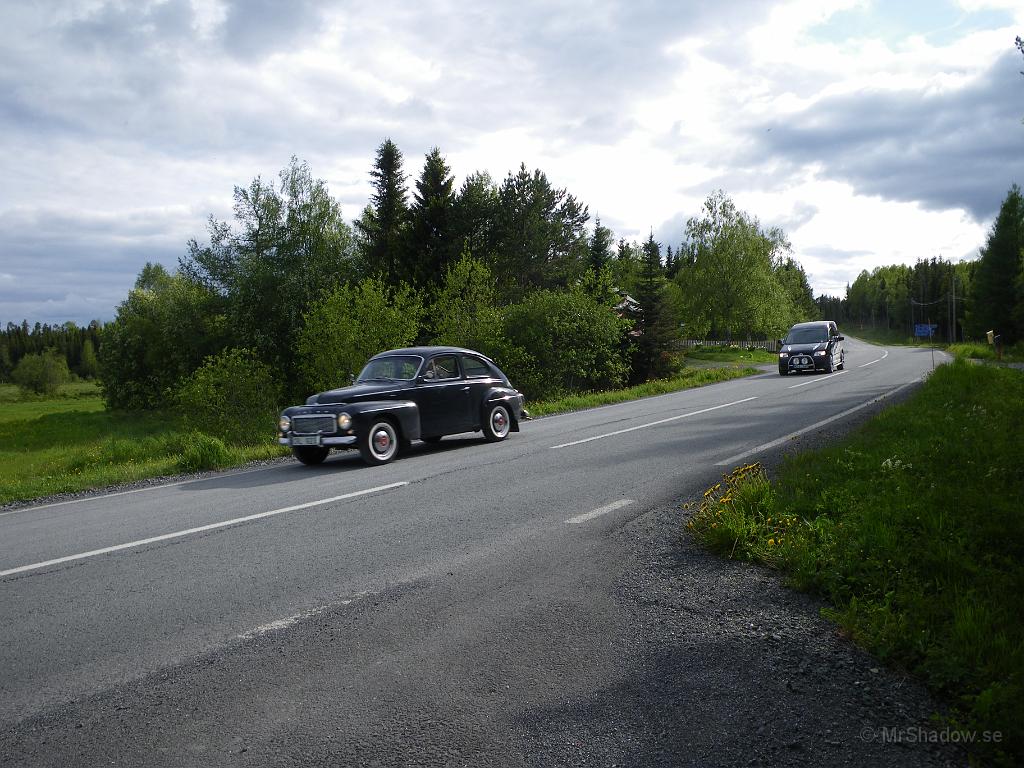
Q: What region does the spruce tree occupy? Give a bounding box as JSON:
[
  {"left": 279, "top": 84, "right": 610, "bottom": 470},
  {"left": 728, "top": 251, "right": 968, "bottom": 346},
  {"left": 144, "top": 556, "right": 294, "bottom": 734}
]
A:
[
  {"left": 966, "top": 184, "right": 1024, "bottom": 343},
  {"left": 355, "top": 139, "right": 410, "bottom": 282},
  {"left": 407, "top": 147, "right": 457, "bottom": 290},
  {"left": 632, "top": 233, "right": 675, "bottom": 381}
]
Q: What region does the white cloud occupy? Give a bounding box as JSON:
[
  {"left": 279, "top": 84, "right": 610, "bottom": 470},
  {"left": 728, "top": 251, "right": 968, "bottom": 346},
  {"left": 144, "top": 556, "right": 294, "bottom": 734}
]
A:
[{"left": 0, "top": 0, "right": 1019, "bottom": 323}]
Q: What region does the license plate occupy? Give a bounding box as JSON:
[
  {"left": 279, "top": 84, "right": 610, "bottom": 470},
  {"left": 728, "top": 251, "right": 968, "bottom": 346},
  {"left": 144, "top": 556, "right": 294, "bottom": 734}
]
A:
[{"left": 291, "top": 435, "right": 321, "bottom": 447}]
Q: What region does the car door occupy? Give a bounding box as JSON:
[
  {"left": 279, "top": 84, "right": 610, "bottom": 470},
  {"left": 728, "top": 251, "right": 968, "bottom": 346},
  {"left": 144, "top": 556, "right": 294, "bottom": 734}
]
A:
[{"left": 415, "top": 354, "right": 474, "bottom": 436}]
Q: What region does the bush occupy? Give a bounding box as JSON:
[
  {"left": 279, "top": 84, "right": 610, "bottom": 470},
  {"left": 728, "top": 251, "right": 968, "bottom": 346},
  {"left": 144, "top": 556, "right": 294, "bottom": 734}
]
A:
[
  {"left": 176, "top": 348, "right": 281, "bottom": 445},
  {"left": 503, "top": 288, "right": 630, "bottom": 400},
  {"left": 177, "top": 431, "right": 233, "bottom": 472},
  {"left": 12, "top": 349, "right": 71, "bottom": 395}
]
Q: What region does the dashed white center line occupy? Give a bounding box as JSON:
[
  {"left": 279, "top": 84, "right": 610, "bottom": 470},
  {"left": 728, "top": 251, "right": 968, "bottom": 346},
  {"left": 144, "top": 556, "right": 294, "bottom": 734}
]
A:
[
  {"left": 0, "top": 482, "right": 408, "bottom": 578},
  {"left": 566, "top": 499, "right": 635, "bottom": 524},
  {"left": 787, "top": 370, "right": 847, "bottom": 388},
  {"left": 549, "top": 397, "right": 758, "bottom": 449}
]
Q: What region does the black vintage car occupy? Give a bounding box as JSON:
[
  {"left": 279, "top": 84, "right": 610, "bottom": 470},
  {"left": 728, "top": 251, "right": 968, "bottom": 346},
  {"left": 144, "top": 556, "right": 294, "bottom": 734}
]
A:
[
  {"left": 777, "top": 320, "right": 845, "bottom": 375},
  {"left": 278, "top": 347, "right": 527, "bottom": 466}
]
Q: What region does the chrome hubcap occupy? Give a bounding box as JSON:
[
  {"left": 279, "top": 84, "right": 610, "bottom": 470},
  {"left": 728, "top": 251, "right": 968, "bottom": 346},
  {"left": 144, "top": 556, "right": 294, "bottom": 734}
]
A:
[
  {"left": 492, "top": 408, "right": 508, "bottom": 436},
  {"left": 373, "top": 429, "right": 391, "bottom": 453}
]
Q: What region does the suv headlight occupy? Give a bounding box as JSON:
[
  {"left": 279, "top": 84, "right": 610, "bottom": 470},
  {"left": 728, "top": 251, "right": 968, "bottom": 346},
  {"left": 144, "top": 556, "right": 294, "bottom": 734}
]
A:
[
  {"left": 778, "top": 352, "right": 789, "bottom": 358},
  {"left": 814, "top": 350, "right": 827, "bottom": 356},
  {"left": 278, "top": 415, "right": 291, "bottom": 432},
  {"left": 337, "top": 412, "right": 353, "bottom": 430}
]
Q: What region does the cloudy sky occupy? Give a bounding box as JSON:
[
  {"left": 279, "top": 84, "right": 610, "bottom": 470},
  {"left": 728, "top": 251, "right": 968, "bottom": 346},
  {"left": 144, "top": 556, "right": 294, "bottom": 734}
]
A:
[{"left": 2, "top": 0, "right": 1022, "bottom": 326}]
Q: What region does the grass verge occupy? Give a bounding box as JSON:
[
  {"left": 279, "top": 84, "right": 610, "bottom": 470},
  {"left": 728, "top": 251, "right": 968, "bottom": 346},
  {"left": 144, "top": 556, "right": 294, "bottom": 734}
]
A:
[
  {"left": 528, "top": 366, "right": 759, "bottom": 417},
  {"left": 948, "top": 342, "right": 1024, "bottom": 363},
  {"left": 685, "top": 360, "right": 1023, "bottom": 766},
  {"left": 681, "top": 345, "right": 777, "bottom": 364},
  {"left": 0, "top": 384, "right": 286, "bottom": 506}
]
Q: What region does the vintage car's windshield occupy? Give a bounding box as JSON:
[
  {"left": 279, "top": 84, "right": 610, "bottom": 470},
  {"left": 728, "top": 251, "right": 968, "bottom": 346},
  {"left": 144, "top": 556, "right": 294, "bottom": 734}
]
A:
[
  {"left": 357, "top": 355, "right": 422, "bottom": 382},
  {"left": 785, "top": 327, "right": 829, "bottom": 344}
]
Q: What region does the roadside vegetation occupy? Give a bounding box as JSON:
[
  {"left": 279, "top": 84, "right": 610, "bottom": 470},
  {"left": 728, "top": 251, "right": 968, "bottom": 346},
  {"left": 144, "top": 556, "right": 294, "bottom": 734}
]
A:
[
  {"left": 681, "top": 345, "right": 776, "bottom": 365},
  {"left": 0, "top": 381, "right": 284, "bottom": 506},
  {"left": 685, "top": 361, "right": 1023, "bottom": 766},
  {"left": 947, "top": 341, "right": 1024, "bottom": 363},
  {"left": 527, "top": 367, "right": 758, "bottom": 417}
]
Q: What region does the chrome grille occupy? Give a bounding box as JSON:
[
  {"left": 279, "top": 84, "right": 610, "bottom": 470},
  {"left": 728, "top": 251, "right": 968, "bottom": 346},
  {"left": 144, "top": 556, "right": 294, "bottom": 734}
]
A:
[{"left": 292, "top": 415, "right": 336, "bottom": 434}]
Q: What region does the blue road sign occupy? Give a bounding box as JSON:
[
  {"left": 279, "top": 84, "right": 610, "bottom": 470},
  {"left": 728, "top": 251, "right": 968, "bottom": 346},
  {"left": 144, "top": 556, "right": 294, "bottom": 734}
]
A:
[{"left": 914, "top": 323, "right": 939, "bottom": 338}]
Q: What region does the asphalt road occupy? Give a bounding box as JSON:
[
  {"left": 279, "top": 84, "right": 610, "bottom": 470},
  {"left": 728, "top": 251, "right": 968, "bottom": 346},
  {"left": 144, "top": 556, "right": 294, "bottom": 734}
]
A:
[{"left": 0, "top": 338, "right": 961, "bottom": 767}]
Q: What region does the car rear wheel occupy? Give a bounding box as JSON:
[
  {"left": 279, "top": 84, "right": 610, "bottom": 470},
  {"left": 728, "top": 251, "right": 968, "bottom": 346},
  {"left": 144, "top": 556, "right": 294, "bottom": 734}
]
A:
[
  {"left": 837, "top": 353, "right": 845, "bottom": 370},
  {"left": 293, "top": 446, "right": 330, "bottom": 465},
  {"left": 482, "top": 404, "right": 511, "bottom": 442},
  {"left": 359, "top": 420, "right": 400, "bottom": 465}
]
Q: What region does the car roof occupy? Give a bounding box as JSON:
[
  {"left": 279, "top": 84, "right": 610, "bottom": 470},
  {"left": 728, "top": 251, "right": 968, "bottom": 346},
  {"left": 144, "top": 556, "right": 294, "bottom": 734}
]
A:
[
  {"left": 370, "top": 346, "right": 485, "bottom": 359},
  {"left": 789, "top": 321, "right": 834, "bottom": 329}
]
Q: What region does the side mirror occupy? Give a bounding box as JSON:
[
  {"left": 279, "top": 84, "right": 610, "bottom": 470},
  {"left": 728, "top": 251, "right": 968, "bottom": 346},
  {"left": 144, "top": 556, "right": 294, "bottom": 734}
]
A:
[
  {"left": 776, "top": 339, "right": 784, "bottom": 348},
  {"left": 836, "top": 335, "right": 844, "bottom": 341}
]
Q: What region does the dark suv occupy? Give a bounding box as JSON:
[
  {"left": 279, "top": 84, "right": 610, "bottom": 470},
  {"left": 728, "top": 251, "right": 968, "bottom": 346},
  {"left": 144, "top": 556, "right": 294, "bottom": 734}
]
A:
[{"left": 778, "top": 321, "right": 845, "bottom": 375}]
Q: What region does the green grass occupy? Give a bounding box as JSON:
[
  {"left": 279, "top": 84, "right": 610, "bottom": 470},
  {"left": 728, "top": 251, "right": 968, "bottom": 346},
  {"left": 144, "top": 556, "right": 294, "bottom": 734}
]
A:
[
  {"left": 686, "top": 361, "right": 1023, "bottom": 766},
  {"left": 682, "top": 345, "right": 777, "bottom": 364},
  {"left": 528, "top": 367, "right": 759, "bottom": 417},
  {"left": 948, "top": 342, "right": 1024, "bottom": 363},
  {"left": 0, "top": 383, "right": 286, "bottom": 506}
]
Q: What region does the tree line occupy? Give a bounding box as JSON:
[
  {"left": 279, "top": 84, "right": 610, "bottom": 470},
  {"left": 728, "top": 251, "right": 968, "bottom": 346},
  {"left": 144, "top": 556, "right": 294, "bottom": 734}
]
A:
[
  {"left": 816, "top": 184, "right": 1023, "bottom": 345},
  {"left": 0, "top": 321, "right": 101, "bottom": 383},
  {"left": 9, "top": 143, "right": 820, "bottom": 409}
]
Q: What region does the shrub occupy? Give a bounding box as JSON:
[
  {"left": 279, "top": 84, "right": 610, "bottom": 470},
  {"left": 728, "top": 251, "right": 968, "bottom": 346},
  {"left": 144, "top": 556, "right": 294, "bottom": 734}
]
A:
[
  {"left": 503, "top": 288, "right": 630, "bottom": 400},
  {"left": 177, "top": 431, "right": 233, "bottom": 472},
  {"left": 176, "top": 348, "right": 281, "bottom": 444},
  {"left": 12, "top": 349, "right": 71, "bottom": 395}
]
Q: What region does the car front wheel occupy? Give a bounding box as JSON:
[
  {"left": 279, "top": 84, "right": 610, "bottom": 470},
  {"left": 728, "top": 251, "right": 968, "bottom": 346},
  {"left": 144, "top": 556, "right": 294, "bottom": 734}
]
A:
[
  {"left": 778, "top": 365, "right": 788, "bottom": 376},
  {"left": 293, "top": 446, "right": 330, "bottom": 465},
  {"left": 482, "top": 403, "right": 511, "bottom": 442},
  {"left": 359, "top": 420, "right": 400, "bottom": 465}
]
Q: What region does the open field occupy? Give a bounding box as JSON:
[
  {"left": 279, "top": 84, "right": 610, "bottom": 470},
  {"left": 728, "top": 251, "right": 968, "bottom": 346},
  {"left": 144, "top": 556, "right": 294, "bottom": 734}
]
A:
[
  {"left": 686, "top": 360, "right": 1023, "bottom": 766},
  {"left": 0, "top": 382, "right": 284, "bottom": 506}
]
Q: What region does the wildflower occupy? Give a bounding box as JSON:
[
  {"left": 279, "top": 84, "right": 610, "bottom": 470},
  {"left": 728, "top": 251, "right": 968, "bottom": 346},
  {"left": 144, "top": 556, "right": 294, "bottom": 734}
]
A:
[{"left": 768, "top": 538, "right": 776, "bottom": 546}]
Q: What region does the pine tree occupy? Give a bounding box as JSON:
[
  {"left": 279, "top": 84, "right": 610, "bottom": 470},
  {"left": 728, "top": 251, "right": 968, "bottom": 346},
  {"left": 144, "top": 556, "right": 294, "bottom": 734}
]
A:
[
  {"left": 407, "top": 147, "right": 457, "bottom": 290},
  {"left": 588, "top": 216, "right": 613, "bottom": 274},
  {"left": 632, "top": 233, "right": 675, "bottom": 381},
  {"left": 355, "top": 139, "right": 410, "bottom": 282},
  {"left": 966, "top": 184, "right": 1024, "bottom": 343}
]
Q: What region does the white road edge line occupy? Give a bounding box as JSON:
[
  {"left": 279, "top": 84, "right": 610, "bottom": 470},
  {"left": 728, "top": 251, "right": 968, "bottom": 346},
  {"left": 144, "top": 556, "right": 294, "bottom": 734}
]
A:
[
  {"left": 714, "top": 379, "right": 921, "bottom": 467},
  {"left": 787, "top": 370, "right": 847, "bottom": 389},
  {"left": 549, "top": 397, "right": 759, "bottom": 449},
  {"left": 858, "top": 350, "right": 890, "bottom": 368},
  {"left": 0, "top": 482, "right": 408, "bottom": 578},
  {"left": 566, "top": 499, "right": 635, "bottom": 524}
]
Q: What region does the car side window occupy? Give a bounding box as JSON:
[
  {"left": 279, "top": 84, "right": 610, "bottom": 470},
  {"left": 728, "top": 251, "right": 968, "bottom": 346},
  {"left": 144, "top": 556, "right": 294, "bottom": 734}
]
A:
[
  {"left": 425, "top": 354, "right": 460, "bottom": 381},
  {"left": 462, "top": 356, "right": 490, "bottom": 378}
]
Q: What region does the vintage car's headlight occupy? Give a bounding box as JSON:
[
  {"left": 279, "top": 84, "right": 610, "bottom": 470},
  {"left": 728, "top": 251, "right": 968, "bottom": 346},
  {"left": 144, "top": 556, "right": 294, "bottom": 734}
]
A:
[
  {"left": 778, "top": 352, "right": 789, "bottom": 358},
  {"left": 337, "top": 412, "right": 353, "bottom": 430},
  {"left": 814, "top": 350, "right": 827, "bottom": 356},
  {"left": 278, "top": 415, "right": 291, "bottom": 432}
]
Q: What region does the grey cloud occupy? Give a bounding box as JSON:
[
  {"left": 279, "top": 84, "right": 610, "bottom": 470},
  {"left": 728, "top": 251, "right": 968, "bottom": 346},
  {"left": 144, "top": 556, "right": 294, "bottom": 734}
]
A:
[
  {"left": 218, "top": 0, "right": 325, "bottom": 60},
  {"left": 751, "top": 50, "right": 1024, "bottom": 220}
]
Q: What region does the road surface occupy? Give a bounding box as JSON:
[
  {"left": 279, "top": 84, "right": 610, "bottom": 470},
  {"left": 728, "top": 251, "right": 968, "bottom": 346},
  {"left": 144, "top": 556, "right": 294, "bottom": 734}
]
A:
[{"left": 0, "top": 338, "right": 960, "bottom": 766}]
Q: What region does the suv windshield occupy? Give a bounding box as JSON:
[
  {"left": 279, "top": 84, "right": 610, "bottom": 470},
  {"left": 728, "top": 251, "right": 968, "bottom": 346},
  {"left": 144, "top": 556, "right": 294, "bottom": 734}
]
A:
[
  {"left": 357, "top": 355, "right": 422, "bottom": 381},
  {"left": 786, "top": 327, "right": 829, "bottom": 344}
]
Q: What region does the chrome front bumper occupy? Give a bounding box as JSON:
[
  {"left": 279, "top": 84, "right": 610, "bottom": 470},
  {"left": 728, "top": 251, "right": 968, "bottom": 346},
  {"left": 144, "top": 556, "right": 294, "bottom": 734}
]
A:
[{"left": 278, "top": 436, "right": 358, "bottom": 447}]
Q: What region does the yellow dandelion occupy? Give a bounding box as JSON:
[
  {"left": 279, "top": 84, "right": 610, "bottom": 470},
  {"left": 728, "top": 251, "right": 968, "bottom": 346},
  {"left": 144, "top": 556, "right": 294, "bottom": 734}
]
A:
[{"left": 768, "top": 538, "right": 776, "bottom": 546}]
